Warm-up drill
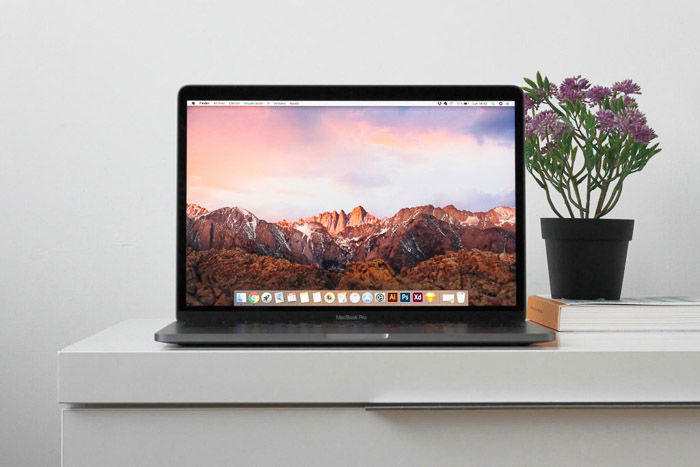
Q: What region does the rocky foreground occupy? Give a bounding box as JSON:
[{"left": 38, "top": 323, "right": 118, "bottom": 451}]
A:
[{"left": 186, "top": 247, "right": 515, "bottom": 307}]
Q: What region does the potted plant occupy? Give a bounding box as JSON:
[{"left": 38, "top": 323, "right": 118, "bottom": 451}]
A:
[{"left": 522, "top": 73, "right": 661, "bottom": 299}]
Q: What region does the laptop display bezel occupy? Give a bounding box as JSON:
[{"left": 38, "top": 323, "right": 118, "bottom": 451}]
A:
[{"left": 177, "top": 85, "right": 525, "bottom": 324}]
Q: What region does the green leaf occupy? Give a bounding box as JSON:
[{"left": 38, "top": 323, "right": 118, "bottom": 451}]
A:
[
  {"left": 583, "top": 145, "right": 596, "bottom": 170},
  {"left": 526, "top": 90, "right": 541, "bottom": 101},
  {"left": 523, "top": 78, "right": 537, "bottom": 89},
  {"left": 559, "top": 132, "right": 573, "bottom": 152}
]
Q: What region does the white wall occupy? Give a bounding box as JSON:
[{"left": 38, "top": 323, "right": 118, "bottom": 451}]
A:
[{"left": 1, "top": 1, "right": 699, "bottom": 464}]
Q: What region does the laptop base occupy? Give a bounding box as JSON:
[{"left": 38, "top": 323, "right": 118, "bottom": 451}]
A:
[{"left": 155, "top": 320, "right": 555, "bottom": 346}]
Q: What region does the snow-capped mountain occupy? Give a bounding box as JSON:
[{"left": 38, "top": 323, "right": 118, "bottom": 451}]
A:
[
  {"left": 185, "top": 203, "right": 209, "bottom": 218},
  {"left": 186, "top": 203, "right": 515, "bottom": 272},
  {"left": 293, "top": 206, "right": 379, "bottom": 234}
]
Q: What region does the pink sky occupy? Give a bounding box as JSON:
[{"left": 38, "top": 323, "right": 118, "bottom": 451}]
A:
[{"left": 187, "top": 106, "right": 515, "bottom": 221}]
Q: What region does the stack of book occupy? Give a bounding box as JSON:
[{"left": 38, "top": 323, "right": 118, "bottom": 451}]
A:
[{"left": 527, "top": 295, "right": 700, "bottom": 331}]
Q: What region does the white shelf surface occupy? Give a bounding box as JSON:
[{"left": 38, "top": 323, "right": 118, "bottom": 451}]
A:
[{"left": 58, "top": 319, "right": 700, "bottom": 405}]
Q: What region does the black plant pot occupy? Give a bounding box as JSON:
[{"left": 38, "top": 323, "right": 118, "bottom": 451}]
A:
[{"left": 541, "top": 218, "right": 634, "bottom": 300}]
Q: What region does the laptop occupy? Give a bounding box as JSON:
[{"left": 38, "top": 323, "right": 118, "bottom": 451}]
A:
[{"left": 155, "top": 85, "right": 555, "bottom": 346}]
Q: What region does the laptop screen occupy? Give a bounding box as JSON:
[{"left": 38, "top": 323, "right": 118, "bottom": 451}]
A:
[{"left": 185, "top": 99, "right": 516, "bottom": 308}]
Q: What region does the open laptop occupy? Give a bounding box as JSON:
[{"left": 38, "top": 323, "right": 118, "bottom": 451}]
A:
[{"left": 155, "top": 85, "right": 555, "bottom": 345}]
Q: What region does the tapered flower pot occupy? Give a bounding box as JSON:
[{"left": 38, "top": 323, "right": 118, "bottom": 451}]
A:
[{"left": 541, "top": 218, "right": 634, "bottom": 300}]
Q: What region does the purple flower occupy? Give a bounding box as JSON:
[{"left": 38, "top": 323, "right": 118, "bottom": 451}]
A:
[
  {"left": 612, "top": 79, "right": 641, "bottom": 95},
  {"left": 526, "top": 110, "right": 568, "bottom": 140},
  {"left": 558, "top": 76, "right": 590, "bottom": 102},
  {"left": 631, "top": 126, "right": 657, "bottom": 144},
  {"left": 615, "top": 108, "right": 647, "bottom": 132},
  {"left": 622, "top": 95, "right": 636, "bottom": 107},
  {"left": 530, "top": 82, "right": 558, "bottom": 102},
  {"left": 596, "top": 108, "right": 657, "bottom": 143},
  {"left": 525, "top": 115, "right": 535, "bottom": 138},
  {"left": 595, "top": 109, "right": 616, "bottom": 130},
  {"left": 540, "top": 141, "right": 560, "bottom": 154},
  {"left": 616, "top": 108, "right": 656, "bottom": 143},
  {"left": 550, "top": 119, "right": 568, "bottom": 141},
  {"left": 524, "top": 94, "right": 538, "bottom": 111},
  {"left": 587, "top": 86, "right": 611, "bottom": 104}
]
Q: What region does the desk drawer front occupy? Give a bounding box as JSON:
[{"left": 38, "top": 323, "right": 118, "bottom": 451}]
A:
[{"left": 62, "top": 407, "right": 700, "bottom": 467}]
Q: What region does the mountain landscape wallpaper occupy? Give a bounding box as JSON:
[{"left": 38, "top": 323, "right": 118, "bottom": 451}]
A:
[{"left": 186, "top": 104, "right": 517, "bottom": 307}]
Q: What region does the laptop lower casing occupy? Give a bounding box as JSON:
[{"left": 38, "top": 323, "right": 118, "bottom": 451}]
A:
[{"left": 155, "top": 320, "right": 555, "bottom": 346}]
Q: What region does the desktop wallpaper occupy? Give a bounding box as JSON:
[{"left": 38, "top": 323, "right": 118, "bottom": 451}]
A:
[{"left": 185, "top": 105, "right": 517, "bottom": 307}]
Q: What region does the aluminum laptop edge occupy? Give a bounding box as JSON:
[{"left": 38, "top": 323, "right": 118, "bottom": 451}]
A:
[{"left": 155, "top": 85, "right": 555, "bottom": 346}]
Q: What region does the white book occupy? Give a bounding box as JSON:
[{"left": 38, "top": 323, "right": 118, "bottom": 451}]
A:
[{"left": 527, "top": 295, "right": 700, "bottom": 331}]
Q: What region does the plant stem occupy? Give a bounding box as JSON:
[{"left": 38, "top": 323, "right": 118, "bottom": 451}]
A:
[
  {"left": 585, "top": 175, "right": 591, "bottom": 218},
  {"left": 569, "top": 161, "right": 585, "bottom": 217},
  {"left": 594, "top": 181, "right": 610, "bottom": 218},
  {"left": 542, "top": 183, "right": 564, "bottom": 218},
  {"left": 598, "top": 178, "right": 625, "bottom": 217},
  {"left": 539, "top": 161, "right": 575, "bottom": 217}
]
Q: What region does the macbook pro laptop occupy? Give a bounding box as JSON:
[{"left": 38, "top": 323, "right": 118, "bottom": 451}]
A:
[{"left": 155, "top": 85, "right": 555, "bottom": 345}]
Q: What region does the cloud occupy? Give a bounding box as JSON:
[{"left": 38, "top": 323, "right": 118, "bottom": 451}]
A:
[
  {"left": 187, "top": 105, "right": 515, "bottom": 221},
  {"left": 335, "top": 171, "right": 390, "bottom": 189}
]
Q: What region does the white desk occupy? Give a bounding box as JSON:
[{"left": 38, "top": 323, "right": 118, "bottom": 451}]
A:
[{"left": 59, "top": 319, "right": 700, "bottom": 466}]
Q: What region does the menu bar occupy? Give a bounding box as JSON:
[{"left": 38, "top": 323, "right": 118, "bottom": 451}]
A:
[
  {"left": 234, "top": 290, "right": 469, "bottom": 306},
  {"left": 187, "top": 100, "right": 514, "bottom": 107}
]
